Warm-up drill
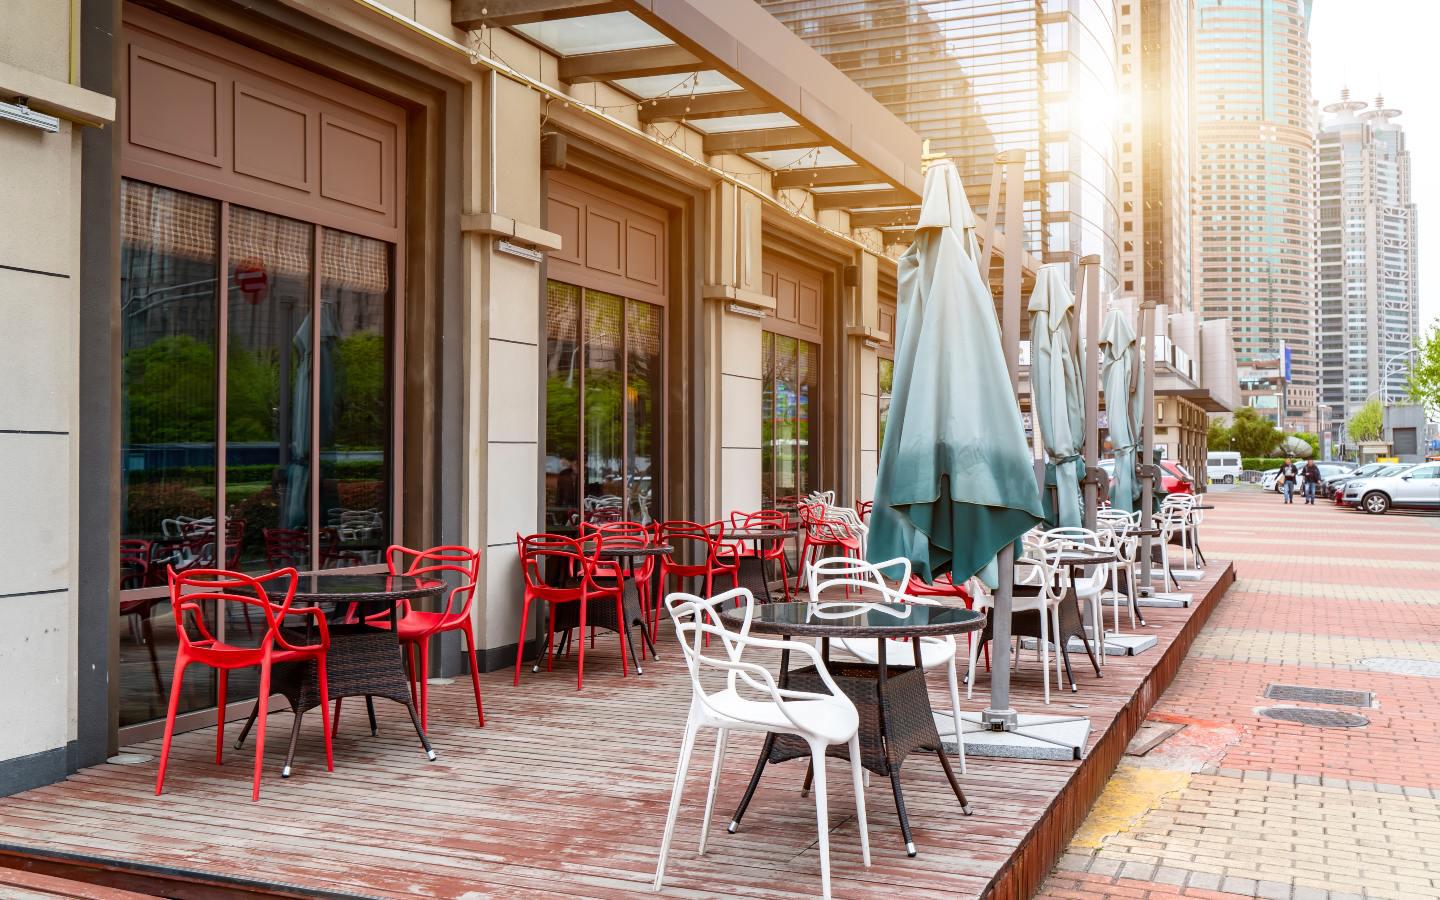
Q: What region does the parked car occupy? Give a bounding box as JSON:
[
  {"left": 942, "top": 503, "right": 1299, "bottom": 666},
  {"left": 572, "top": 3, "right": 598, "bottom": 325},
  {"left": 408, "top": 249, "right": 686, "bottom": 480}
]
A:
[
  {"left": 1343, "top": 462, "right": 1439, "bottom": 514},
  {"left": 1260, "top": 461, "right": 1352, "bottom": 494},
  {"left": 1335, "top": 463, "right": 1411, "bottom": 506},
  {"left": 1098, "top": 459, "right": 1194, "bottom": 496},
  {"left": 1207, "top": 451, "right": 1243, "bottom": 484},
  {"left": 1322, "top": 462, "right": 1385, "bottom": 499}
]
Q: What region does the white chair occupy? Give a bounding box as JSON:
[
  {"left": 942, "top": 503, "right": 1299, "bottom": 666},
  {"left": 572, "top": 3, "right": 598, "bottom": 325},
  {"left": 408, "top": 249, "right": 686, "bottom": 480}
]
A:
[
  {"left": 806, "top": 556, "right": 969, "bottom": 774},
  {"left": 967, "top": 553, "right": 1064, "bottom": 703},
  {"left": 1096, "top": 510, "right": 1142, "bottom": 632},
  {"left": 656, "top": 588, "right": 869, "bottom": 899},
  {"left": 1037, "top": 527, "right": 1113, "bottom": 666}
]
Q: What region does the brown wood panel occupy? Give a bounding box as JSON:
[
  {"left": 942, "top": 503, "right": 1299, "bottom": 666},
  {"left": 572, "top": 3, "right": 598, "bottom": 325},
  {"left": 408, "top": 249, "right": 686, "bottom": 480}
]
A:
[
  {"left": 121, "top": 4, "right": 404, "bottom": 243},
  {"left": 761, "top": 252, "right": 825, "bottom": 342},
  {"left": 546, "top": 170, "right": 669, "bottom": 305},
  {"left": 0, "top": 561, "right": 1236, "bottom": 900}
]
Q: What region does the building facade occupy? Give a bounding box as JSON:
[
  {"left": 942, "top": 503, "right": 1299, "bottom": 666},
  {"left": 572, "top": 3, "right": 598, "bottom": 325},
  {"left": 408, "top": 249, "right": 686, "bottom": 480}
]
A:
[
  {"left": 0, "top": 0, "right": 970, "bottom": 793},
  {"left": 1193, "top": 0, "right": 1318, "bottom": 432},
  {"left": 1316, "top": 91, "right": 1419, "bottom": 427},
  {"left": 758, "top": 0, "right": 1123, "bottom": 292}
]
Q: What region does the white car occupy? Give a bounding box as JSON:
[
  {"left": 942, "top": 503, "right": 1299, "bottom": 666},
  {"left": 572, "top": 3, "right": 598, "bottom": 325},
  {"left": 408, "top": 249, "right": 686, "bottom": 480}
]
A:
[
  {"left": 1343, "top": 463, "right": 1440, "bottom": 514},
  {"left": 1261, "top": 462, "right": 1352, "bottom": 493}
]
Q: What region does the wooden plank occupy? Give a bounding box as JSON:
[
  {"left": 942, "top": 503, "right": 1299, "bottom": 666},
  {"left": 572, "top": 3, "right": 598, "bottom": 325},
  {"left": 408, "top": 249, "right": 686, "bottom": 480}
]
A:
[
  {"left": 638, "top": 91, "right": 769, "bottom": 123},
  {"left": 558, "top": 46, "right": 700, "bottom": 84},
  {"left": 812, "top": 188, "right": 916, "bottom": 211},
  {"left": 452, "top": 0, "right": 622, "bottom": 29},
  {"left": 771, "top": 165, "right": 876, "bottom": 190},
  {"left": 849, "top": 208, "right": 920, "bottom": 229}
]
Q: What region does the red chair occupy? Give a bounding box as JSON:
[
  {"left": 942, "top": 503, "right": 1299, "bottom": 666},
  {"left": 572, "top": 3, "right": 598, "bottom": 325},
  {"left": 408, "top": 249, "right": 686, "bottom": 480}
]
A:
[
  {"left": 856, "top": 500, "right": 874, "bottom": 523},
  {"left": 582, "top": 522, "right": 659, "bottom": 633},
  {"left": 515, "top": 534, "right": 627, "bottom": 690},
  {"left": 728, "top": 510, "right": 794, "bottom": 600},
  {"left": 369, "top": 545, "right": 483, "bottom": 731},
  {"left": 263, "top": 528, "right": 308, "bottom": 569},
  {"left": 156, "top": 566, "right": 331, "bottom": 802},
  {"left": 120, "top": 538, "right": 153, "bottom": 590},
  {"left": 905, "top": 573, "right": 988, "bottom": 669},
  {"left": 657, "top": 520, "right": 738, "bottom": 604},
  {"left": 798, "top": 506, "right": 863, "bottom": 583}
]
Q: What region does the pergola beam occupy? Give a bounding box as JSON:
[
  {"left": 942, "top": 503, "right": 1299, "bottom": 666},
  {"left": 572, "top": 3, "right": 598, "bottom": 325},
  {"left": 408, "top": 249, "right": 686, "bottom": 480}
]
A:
[
  {"left": 638, "top": 91, "right": 769, "bottom": 123},
  {"left": 771, "top": 166, "right": 876, "bottom": 190},
  {"left": 812, "top": 188, "right": 916, "bottom": 211},
  {"left": 702, "top": 126, "right": 823, "bottom": 155},
  {"left": 558, "top": 45, "right": 701, "bottom": 83},
  {"left": 453, "top": 0, "right": 621, "bottom": 29},
  {"left": 848, "top": 207, "right": 920, "bottom": 229}
]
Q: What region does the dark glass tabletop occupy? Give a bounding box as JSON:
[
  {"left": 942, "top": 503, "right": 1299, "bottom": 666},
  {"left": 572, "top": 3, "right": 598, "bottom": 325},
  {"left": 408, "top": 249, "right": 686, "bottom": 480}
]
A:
[
  {"left": 264, "top": 574, "right": 443, "bottom": 605},
  {"left": 722, "top": 528, "right": 797, "bottom": 539},
  {"left": 597, "top": 544, "right": 673, "bottom": 557},
  {"left": 723, "top": 601, "right": 983, "bottom": 638}
]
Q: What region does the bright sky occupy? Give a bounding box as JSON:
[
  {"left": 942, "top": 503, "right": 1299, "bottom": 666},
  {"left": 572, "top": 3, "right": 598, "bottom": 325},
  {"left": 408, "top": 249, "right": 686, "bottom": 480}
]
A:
[{"left": 1309, "top": 0, "right": 1437, "bottom": 328}]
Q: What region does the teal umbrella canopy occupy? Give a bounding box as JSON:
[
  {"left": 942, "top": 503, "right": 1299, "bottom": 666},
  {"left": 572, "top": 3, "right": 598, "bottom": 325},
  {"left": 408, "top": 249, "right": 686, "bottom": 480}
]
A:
[
  {"left": 867, "top": 161, "right": 1045, "bottom": 586},
  {"left": 1027, "top": 264, "right": 1085, "bottom": 528},
  {"left": 1099, "top": 306, "right": 1141, "bottom": 513}
]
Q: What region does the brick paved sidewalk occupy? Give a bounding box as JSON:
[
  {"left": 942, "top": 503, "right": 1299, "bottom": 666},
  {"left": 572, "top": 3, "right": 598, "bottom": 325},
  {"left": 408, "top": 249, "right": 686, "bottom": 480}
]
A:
[{"left": 1038, "top": 488, "right": 1440, "bottom": 900}]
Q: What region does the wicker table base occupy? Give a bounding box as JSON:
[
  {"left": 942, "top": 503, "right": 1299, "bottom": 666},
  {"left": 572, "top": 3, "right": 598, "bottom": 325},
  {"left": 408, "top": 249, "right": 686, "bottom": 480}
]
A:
[{"left": 235, "top": 625, "right": 433, "bottom": 775}]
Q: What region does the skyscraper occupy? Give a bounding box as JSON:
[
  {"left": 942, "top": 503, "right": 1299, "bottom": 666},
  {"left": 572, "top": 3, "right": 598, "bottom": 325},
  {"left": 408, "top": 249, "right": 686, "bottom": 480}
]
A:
[
  {"left": 1316, "top": 91, "right": 1419, "bottom": 424},
  {"left": 1116, "top": 0, "right": 1194, "bottom": 314},
  {"left": 1193, "top": 0, "right": 1317, "bottom": 430},
  {"left": 759, "top": 0, "right": 1122, "bottom": 290}
]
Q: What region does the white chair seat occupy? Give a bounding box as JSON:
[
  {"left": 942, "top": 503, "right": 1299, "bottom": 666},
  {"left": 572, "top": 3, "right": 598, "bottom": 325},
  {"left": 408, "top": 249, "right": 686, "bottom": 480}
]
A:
[
  {"left": 838, "top": 637, "right": 956, "bottom": 670},
  {"left": 704, "top": 688, "right": 859, "bottom": 746}
]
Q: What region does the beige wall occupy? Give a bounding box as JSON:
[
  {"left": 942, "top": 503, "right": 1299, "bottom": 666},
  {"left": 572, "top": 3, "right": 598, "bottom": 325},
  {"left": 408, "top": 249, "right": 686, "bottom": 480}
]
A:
[{"left": 0, "top": 2, "right": 90, "bottom": 766}]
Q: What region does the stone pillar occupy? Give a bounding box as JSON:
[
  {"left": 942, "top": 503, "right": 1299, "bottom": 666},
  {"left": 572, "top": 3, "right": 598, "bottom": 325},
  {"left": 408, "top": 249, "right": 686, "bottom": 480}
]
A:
[
  {"left": 702, "top": 181, "right": 772, "bottom": 519},
  {"left": 848, "top": 252, "right": 884, "bottom": 502}
]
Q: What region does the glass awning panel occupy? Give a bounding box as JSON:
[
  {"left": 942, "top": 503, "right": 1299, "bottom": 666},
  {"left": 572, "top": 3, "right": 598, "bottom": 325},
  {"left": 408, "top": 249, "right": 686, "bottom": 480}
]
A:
[
  {"left": 684, "top": 113, "right": 798, "bottom": 134},
  {"left": 613, "top": 71, "right": 741, "bottom": 98},
  {"left": 513, "top": 13, "right": 671, "bottom": 56}
]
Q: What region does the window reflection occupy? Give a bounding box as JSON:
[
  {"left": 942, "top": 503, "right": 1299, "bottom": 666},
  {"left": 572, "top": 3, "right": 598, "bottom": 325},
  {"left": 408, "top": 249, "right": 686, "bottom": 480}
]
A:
[
  {"left": 761, "top": 332, "right": 819, "bottom": 507},
  {"left": 119, "top": 180, "right": 219, "bottom": 727},
  {"left": 319, "top": 228, "right": 391, "bottom": 568},
  {"left": 544, "top": 280, "right": 663, "bottom": 529},
  {"left": 878, "top": 356, "right": 895, "bottom": 449}
]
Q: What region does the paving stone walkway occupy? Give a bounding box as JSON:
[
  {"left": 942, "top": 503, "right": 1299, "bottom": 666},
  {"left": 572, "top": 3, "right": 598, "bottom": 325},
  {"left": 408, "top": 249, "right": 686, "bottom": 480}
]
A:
[{"left": 1038, "top": 487, "right": 1440, "bottom": 900}]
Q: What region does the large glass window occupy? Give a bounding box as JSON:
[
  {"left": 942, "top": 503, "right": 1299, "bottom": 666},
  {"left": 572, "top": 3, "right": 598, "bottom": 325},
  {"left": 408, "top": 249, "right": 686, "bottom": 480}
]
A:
[
  {"left": 544, "top": 280, "right": 663, "bottom": 530},
  {"left": 878, "top": 356, "right": 895, "bottom": 450},
  {"left": 119, "top": 179, "right": 393, "bottom": 728},
  {"left": 761, "top": 332, "right": 819, "bottom": 507}
]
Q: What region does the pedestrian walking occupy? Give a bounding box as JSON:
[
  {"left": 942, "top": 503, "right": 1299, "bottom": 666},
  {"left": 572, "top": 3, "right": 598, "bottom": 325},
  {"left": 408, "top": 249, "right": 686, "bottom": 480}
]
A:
[
  {"left": 1302, "top": 459, "right": 1321, "bottom": 505},
  {"left": 1280, "top": 458, "right": 1298, "bottom": 504}
]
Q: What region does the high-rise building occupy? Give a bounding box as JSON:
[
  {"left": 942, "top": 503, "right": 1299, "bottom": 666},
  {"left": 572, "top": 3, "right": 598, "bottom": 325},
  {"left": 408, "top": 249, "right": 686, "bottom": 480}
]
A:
[
  {"left": 1193, "top": 0, "right": 1318, "bottom": 431},
  {"left": 1116, "top": 0, "right": 1194, "bottom": 314},
  {"left": 1316, "top": 91, "right": 1419, "bottom": 425},
  {"left": 758, "top": 0, "right": 1122, "bottom": 290}
]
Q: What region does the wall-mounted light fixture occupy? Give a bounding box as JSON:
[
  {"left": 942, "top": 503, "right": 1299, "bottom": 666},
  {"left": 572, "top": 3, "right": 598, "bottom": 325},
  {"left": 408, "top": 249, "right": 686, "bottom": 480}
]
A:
[{"left": 0, "top": 99, "right": 60, "bottom": 134}]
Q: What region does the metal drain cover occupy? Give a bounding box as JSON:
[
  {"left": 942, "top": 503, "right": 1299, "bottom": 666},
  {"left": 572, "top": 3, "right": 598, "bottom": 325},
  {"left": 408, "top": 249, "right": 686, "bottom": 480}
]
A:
[
  {"left": 1264, "top": 684, "right": 1372, "bottom": 707},
  {"left": 1260, "top": 707, "right": 1369, "bottom": 729},
  {"left": 1360, "top": 657, "right": 1440, "bottom": 678}
]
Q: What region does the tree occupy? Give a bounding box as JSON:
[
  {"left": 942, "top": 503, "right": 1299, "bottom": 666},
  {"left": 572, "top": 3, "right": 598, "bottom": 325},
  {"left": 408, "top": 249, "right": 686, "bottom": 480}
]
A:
[
  {"left": 1347, "top": 399, "right": 1384, "bottom": 443},
  {"left": 1207, "top": 417, "right": 1232, "bottom": 451},
  {"left": 1408, "top": 320, "right": 1440, "bottom": 419},
  {"left": 1227, "top": 407, "right": 1283, "bottom": 458}
]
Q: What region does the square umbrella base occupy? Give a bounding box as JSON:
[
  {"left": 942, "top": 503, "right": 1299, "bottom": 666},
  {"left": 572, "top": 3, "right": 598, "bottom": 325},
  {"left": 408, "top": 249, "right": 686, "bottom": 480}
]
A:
[
  {"left": 955, "top": 712, "right": 1089, "bottom": 760},
  {"left": 1171, "top": 569, "right": 1204, "bottom": 582}
]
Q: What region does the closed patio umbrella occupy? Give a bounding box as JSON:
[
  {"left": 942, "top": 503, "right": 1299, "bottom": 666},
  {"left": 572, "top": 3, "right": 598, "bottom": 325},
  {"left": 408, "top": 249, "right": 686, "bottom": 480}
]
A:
[
  {"left": 1099, "top": 307, "right": 1141, "bottom": 514},
  {"left": 1028, "top": 264, "right": 1085, "bottom": 528},
  {"left": 283, "top": 306, "right": 338, "bottom": 530},
  {"left": 867, "top": 160, "right": 1044, "bottom": 586}
]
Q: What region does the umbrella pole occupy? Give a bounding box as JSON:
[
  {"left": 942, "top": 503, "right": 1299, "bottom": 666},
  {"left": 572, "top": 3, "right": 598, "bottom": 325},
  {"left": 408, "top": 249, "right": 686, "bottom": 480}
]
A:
[
  {"left": 1139, "top": 300, "right": 1157, "bottom": 589},
  {"left": 1080, "top": 257, "right": 1101, "bottom": 530}
]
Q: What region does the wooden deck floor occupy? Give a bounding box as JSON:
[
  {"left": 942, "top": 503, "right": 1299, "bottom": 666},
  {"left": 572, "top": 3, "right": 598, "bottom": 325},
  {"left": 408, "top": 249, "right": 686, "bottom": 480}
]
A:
[{"left": 0, "top": 563, "right": 1232, "bottom": 899}]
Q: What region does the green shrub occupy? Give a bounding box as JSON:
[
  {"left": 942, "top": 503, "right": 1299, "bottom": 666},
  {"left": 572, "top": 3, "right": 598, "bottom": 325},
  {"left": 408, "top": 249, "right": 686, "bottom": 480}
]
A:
[{"left": 1242, "top": 457, "right": 1286, "bottom": 471}]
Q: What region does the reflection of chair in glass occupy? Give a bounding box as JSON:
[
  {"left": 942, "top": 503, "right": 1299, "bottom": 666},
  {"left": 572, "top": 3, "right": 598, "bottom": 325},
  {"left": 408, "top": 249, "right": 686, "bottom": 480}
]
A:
[
  {"left": 156, "top": 566, "right": 332, "bottom": 802},
  {"left": 120, "top": 538, "right": 153, "bottom": 590},
  {"left": 319, "top": 527, "right": 365, "bottom": 569},
  {"left": 263, "top": 528, "right": 308, "bottom": 569},
  {"left": 119, "top": 539, "right": 165, "bottom": 695}
]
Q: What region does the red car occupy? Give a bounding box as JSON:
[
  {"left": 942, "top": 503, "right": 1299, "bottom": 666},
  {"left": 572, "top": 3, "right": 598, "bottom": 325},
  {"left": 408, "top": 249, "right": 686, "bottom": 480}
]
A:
[{"left": 1099, "top": 459, "right": 1195, "bottom": 495}]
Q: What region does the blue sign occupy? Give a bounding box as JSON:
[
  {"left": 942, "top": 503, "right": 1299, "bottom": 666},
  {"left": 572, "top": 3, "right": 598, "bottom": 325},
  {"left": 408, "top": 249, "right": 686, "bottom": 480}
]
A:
[{"left": 1280, "top": 344, "right": 1292, "bottom": 383}]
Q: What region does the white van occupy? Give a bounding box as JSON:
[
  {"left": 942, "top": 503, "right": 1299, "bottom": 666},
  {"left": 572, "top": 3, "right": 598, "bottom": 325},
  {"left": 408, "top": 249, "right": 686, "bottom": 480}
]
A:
[{"left": 1207, "top": 451, "right": 1242, "bottom": 484}]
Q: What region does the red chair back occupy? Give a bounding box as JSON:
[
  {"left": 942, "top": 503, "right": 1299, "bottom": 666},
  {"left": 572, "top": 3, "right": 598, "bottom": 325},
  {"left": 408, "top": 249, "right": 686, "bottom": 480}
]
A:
[
  {"left": 120, "top": 539, "right": 152, "bottom": 589},
  {"left": 387, "top": 545, "right": 481, "bottom": 622},
  {"left": 263, "top": 528, "right": 308, "bottom": 569},
  {"left": 856, "top": 500, "right": 874, "bottom": 523},
  {"left": 166, "top": 567, "right": 313, "bottom": 661},
  {"left": 518, "top": 533, "right": 592, "bottom": 597},
  {"left": 658, "top": 520, "right": 724, "bottom": 567}
]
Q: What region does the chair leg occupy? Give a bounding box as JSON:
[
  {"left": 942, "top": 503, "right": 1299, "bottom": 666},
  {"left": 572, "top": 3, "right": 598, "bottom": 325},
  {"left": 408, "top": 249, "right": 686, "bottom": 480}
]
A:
[
  {"left": 251, "top": 659, "right": 272, "bottom": 802},
  {"left": 1039, "top": 604, "right": 1051, "bottom": 705},
  {"left": 654, "top": 722, "right": 699, "bottom": 892},
  {"left": 215, "top": 669, "right": 228, "bottom": 765},
  {"left": 419, "top": 639, "right": 430, "bottom": 731},
  {"left": 331, "top": 697, "right": 343, "bottom": 738},
  {"left": 848, "top": 733, "right": 871, "bottom": 867},
  {"left": 317, "top": 657, "right": 334, "bottom": 772},
  {"left": 577, "top": 594, "right": 588, "bottom": 690},
  {"left": 809, "top": 740, "right": 833, "bottom": 900},
  {"left": 513, "top": 597, "right": 532, "bottom": 687},
  {"left": 698, "top": 728, "right": 729, "bottom": 855},
  {"left": 966, "top": 622, "right": 981, "bottom": 700},
  {"left": 616, "top": 594, "right": 629, "bottom": 678},
  {"left": 154, "top": 658, "right": 188, "bottom": 796},
  {"left": 945, "top": 659, "right": 967, "bottom": 775},
  {"left": 463, "top": 622, "right": 485, "bottom": 726}
]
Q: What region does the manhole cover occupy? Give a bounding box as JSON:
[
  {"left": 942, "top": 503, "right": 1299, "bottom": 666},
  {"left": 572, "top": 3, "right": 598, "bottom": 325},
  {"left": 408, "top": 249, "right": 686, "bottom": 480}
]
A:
[
  {"left": 1259, "top": 707, "right": 1369, "bottom": 729},
  {"left": 1264, "top": 684, "right": 1372, "bottom": 707},
  {"left": 1360, "top": 657, "right": 1440, "bottom": 677}
]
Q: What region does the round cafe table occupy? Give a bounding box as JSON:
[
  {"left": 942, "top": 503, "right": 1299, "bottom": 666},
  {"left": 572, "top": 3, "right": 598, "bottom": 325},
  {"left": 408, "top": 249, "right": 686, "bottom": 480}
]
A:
[
  {"left": 237, "top": 573, "right": 443, "bottom": 775},
  {"left": 721, "top": 528, "right": 797, "bottom": 603},
  {"left": 721, "top": 600, "right": 983, "bottom": 857}
]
